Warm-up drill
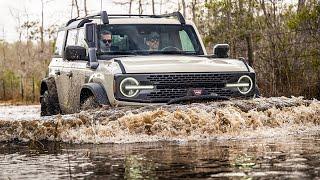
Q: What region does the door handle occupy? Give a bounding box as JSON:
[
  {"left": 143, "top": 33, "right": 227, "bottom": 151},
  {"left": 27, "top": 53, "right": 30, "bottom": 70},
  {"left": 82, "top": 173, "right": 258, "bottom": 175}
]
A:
[
  {"left": 66, "top": 71, "right": 73, "bottom": 78},
  {"left": 54, "top": 70, "right": 61, "bottom": 75}
]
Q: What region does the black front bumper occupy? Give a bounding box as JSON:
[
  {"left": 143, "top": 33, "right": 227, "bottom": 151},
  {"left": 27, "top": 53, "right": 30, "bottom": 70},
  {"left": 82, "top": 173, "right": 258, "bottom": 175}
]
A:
[
  {"left": 114, "top": 72, "right": 256, "bottom": 103},
  {"left": 167, "top": 94, "right": 229, "bottom": 104}
]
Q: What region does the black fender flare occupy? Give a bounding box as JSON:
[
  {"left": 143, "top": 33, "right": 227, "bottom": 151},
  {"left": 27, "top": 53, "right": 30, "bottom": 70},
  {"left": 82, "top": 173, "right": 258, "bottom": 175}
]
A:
[{"left": 80, "top": 83, "right": 110, "bottom": 105}]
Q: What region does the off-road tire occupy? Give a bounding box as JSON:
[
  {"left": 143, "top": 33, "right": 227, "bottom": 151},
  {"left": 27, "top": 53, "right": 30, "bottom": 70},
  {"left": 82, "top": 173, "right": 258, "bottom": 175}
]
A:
[
  {"left": 81, "top": 96, "right": 100, "bottom": 111},
  {"left": 40, "top": 78, "right": 60, "bottom": 116},
  {"left": 41, "top": 90, "right": 60, "bottom": 116}
]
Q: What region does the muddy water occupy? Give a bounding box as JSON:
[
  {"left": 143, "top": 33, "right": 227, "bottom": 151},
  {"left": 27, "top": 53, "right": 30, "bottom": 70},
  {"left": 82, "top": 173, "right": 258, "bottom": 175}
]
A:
[
  {"left": 0, "top": 104, "right": 40, "bottom": 120},
  {"left": 0, "top": 97, "right": 320, "bottom": 179},
  {"left": 0, "top": 136, "right": 320, "bottom": 179},
  {"left": 0, "top": 97, "right": 319, "bottom": 143}
]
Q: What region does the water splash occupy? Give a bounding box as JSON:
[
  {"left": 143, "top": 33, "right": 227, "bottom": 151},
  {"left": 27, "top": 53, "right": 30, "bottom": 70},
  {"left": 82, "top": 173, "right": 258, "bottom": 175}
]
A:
[{"left": 0, "top": 97, "right": 319, "bottom": 144}]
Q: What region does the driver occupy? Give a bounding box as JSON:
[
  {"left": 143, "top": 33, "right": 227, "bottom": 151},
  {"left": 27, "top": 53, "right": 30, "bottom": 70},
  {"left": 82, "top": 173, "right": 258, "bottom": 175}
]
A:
[
  {"left": 145, "top": 32, "right": 160, "bottom": 51},
  {"left": 100, "top": 31, "right": 119, "bottom": 52}
]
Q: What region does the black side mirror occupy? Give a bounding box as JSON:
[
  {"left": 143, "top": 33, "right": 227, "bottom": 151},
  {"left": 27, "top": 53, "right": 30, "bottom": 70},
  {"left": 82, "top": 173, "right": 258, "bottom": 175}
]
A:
[
  {"left": 85, "top": 23, "right": 99, "bottom": 69},
  {"left": 213, "top": 44, "right": 230, "bottom": 58},
  {"left": 65, "top": 46, "right": 86, "bottom": 61},
  {"left": 85, "top": 23, "right": 97, "bottom": 48}
]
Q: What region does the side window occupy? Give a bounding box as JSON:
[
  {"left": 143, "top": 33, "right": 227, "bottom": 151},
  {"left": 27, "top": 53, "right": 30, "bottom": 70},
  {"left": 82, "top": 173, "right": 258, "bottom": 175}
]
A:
[
  {"left": 77, "top": 28, "right": 88, "bottom": 49},
  {"left": 66, "top": 29, "right": 78, "bottom": 46},
  {"left": 179, "top": 30, "right": 195, "bottom": 51},
  {"left": 54, "top": 31, "right": 65, "bottom": 56}
]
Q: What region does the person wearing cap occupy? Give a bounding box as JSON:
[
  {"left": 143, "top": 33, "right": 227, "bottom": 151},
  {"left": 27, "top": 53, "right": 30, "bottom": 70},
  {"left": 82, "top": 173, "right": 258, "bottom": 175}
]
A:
[{"left": 146, "top": 32, "right": 160, "bottom": 51}]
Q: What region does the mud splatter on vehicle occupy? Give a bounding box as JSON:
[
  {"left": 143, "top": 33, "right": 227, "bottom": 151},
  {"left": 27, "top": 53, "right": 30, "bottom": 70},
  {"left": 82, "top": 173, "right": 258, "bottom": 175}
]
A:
[{"left": 41, "top": 11, "right": 259, "bottom": 116}]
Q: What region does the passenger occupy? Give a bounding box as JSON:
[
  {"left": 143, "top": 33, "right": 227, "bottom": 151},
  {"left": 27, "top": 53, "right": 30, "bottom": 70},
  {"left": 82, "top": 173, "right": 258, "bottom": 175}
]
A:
[
  {"left": 100, "top": 31, "right": 119, "bottom": 52},
  {"left": 145, "top": 32, "right": 160, "bottom": 51}
]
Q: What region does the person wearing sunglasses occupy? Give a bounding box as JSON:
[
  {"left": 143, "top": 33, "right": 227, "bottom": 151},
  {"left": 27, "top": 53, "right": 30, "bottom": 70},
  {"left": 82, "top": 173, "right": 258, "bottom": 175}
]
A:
[
  {"left": 145, "top": 32, "right": 160, "bottom": 51},
  {"left": 100, "top": 31, "right": 119, "bottom": 52}
]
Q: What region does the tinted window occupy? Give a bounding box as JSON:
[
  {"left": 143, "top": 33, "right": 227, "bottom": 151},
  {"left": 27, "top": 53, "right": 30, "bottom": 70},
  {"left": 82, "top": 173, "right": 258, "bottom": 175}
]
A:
[
  {"left": 98, "top": 24, "right": 203, "bottom": 55},
  {"left": 54, "top": 31, "right": 65, "bottom": 56}
]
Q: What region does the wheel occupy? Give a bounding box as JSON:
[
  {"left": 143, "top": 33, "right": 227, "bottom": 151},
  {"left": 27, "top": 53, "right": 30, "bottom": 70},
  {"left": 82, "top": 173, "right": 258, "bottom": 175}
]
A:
[
  {"left": 80, "top": 96, "right": 100, "bottom": 111},
  {"left": 40, "top": 79, "right": 60, "bottom": 116},
  {"left": 41, "top": 89, "right": 60, "bottom": 116}
]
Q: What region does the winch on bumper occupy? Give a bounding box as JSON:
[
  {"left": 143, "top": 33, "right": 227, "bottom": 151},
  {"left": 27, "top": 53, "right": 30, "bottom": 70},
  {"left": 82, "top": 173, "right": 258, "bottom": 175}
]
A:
[{"left": 114, "top": 72, "right": 256, "bottom": 104}]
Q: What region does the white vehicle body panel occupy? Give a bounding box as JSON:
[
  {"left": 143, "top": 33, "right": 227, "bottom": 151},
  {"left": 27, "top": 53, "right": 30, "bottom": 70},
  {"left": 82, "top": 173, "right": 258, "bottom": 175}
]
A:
[{"left": 116, "top": 55, "right": 248, "bottom": 73}]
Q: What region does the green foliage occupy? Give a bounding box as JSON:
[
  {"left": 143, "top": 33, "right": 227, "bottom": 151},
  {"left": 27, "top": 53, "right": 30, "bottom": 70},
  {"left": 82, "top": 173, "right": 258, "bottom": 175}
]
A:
[
  {"left": 0, "top": 41, "right": 52, "bottom": 102},
  {"left": 287, "top": 2, "right": 320, "bottom": 30},
  {"left": 1, "top": 70, "right": 19, "bottom": 84},
  {"left": 199, "top": 0, "right": 320, "bottom": 98}
]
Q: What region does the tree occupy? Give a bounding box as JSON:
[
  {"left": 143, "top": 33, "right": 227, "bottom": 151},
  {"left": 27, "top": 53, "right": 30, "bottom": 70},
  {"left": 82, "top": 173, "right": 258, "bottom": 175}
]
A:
[
  {"left": 72, "top": 0, "right": 80, "bottom": 17},
  {"left": 151, "top": 0, "right": 155, "bottom": 14},
  {"left": 191, "top": 0, "right": 197, "bottom": 23},
  {"left": 41, "top": 0, "right": 44, "bottom": 51},
  {"left": 181, "top": 0, "right": 186, "bottom": 17},
  {"left": 138, "top": 0, "right": 143, "bottom": 14},
  {"left": 84, "top": 0, "right": 88, "bottom": 16},
  {"left": 0, "top": 27, "right": 6, "bottom": 68},
  {"left": 113, "top": 0, "right": 134, "bottom": 14},
  {"left": 40, "top": 0, "right": 55, "bottom": 52}
]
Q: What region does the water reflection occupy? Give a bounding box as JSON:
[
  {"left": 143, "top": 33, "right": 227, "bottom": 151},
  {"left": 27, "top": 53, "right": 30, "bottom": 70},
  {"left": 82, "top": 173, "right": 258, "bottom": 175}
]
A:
[{"left": 0, "top": 135, "right": 319, "bottom": 179}]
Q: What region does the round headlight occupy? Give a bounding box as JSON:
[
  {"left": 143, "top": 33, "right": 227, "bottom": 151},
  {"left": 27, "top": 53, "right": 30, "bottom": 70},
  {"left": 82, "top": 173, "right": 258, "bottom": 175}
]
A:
[
  {"left": 120, "top": 77, "right": 139, "bottom": 97},
  {"left": 237, "top": 75, "right": 253, "bottom": 95}
]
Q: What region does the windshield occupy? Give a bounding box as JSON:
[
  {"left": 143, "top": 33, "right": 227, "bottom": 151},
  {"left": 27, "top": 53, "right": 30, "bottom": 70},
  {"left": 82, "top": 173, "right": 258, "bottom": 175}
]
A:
[{"left": 98, "top": 24, "right": 204, "bottom": 56}]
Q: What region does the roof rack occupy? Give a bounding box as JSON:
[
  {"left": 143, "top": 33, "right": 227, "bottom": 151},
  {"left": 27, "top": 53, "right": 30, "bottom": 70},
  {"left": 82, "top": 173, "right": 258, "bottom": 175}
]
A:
[
  {"left": 160, "top": 12, "right": 186, "bottom": 25},
  {"left": 66, "top": 11, "right": 186, "bottom": 27}
]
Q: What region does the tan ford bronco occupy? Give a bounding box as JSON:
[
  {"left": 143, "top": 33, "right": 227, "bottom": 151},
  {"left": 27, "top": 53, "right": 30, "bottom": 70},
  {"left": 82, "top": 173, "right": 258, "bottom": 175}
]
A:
[{"left": 40, "top": 11, "right": 259, "bottom": 116}]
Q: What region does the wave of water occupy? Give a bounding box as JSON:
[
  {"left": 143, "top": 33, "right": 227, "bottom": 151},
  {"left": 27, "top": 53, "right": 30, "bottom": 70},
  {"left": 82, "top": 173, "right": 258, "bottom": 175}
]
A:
[{"left": 0, "top": 97, "right": 319, "bottom": 144}]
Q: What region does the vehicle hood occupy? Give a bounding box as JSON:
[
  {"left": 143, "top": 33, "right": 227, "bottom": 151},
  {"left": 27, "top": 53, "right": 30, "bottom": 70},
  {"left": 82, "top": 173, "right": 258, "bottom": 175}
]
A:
[{"left": 114, "top": 55, "right": 250, "bottom": 73}]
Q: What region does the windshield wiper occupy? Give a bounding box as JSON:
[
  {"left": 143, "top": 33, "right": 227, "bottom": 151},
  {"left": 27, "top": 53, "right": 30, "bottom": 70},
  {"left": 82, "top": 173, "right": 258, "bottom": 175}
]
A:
[
  {"left": 145, "top": 51, "right": 198, "bottom": 55},
  {"left": 100, "top": 51, "right": 198, "bottom": 56},
  {"left": 100, "top": 51, "right": 138, "bottom": 55}
]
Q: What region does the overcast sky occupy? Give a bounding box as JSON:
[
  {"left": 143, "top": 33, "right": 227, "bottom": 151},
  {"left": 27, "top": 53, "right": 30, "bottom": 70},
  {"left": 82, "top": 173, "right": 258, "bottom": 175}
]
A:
[
  {"left": 0, "top": 0, "right": 142, "bottom": 42},
  {"left": 0, "top": 0, "right": 294, "bottom": 42}
]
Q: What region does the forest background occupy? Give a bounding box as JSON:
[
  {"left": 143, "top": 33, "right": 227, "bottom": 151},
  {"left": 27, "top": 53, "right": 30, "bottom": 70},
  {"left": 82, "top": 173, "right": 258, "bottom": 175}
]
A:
[{"left": 0, "top": 0, "right": 319, "bottom": 103}]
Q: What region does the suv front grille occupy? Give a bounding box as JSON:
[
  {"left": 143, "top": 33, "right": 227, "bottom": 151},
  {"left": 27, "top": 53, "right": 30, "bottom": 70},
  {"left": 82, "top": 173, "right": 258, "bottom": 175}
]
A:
[
  {"left": 146, "top": 73, "right": 234, "bottom": 85},
  {"left": 144, "top": 73, "right": 236, "bottom": 101}
]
